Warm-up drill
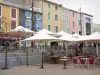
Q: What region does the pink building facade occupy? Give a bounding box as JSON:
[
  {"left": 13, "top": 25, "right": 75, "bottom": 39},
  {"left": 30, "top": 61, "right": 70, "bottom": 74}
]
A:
[{"left": 69, "top": 10, "right": 81, "bottom": 34}]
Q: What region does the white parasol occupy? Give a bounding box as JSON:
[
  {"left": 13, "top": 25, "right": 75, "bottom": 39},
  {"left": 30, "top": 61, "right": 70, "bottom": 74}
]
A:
[
  {"left": 37, "top": 29, "right": 55, "bottom": 35},
  {"left": 22, "top": 32, "right": 59, "bottom": 42},
  {"left": 7, "top": 26, "right": 35, "bottom": 35},
  {"left": 72, "top": 33, "right": 81, "bottom": 39}
]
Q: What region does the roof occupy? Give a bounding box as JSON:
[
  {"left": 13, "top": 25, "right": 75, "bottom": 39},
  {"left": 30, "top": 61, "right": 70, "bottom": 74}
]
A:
[
  {"left": 44, "top": 0, "right": 93, "bottom": 17},
  {"left": 44, "top": 0, "right": 62, "bottom": 7},
  {"left": 0, "top": 2, "right": 42, "bottom": 14},
  {"left": 69, "top": 9, "right": 93, "bottom": 17}
]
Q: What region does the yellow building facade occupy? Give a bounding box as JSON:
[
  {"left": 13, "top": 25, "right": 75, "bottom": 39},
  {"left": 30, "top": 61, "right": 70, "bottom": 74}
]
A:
[
  {"left": 42, "top": 1, "right": 62, "bottom": 33},
  {"left": 0, "top": 3, "right": 19, "bottom": 33}
]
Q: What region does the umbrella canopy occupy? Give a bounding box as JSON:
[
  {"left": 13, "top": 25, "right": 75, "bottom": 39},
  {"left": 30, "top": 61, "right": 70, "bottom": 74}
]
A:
[
  {"left": 72, "top": 33, "right": 81, "bottom": 38},
  {"left": 59, "top": 34, "right": 76, "bottom": 42},
  {"left": 7, "top": 26, "right": 34, "bottom": 35},
  {"left": 76, "top": 35, "right": 89, "bottom": 42},
  {"left": 57, "top": 31, "right": 71, "bottom": 36},
  {"left": 37, "top": 29, "right": 55, "bottom": 35},
  {"left": 87, "top": 32, "right": 100, "bottom": 41},
  {"left": 22, "top": 33, "right": 59, "bottom": 42}
]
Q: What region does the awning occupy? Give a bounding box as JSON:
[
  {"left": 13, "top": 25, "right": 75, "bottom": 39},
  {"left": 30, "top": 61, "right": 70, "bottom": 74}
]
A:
[{"left": 0, "top": 34, "right": 20, "bottom": 39}]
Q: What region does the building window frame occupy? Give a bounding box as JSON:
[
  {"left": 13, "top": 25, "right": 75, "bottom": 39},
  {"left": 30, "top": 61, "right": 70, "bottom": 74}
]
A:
[
  {"left": 25, "top": 19, "right": 31, "bottom": 29},
  {"left": 73, "top": 21, "right": 75, "bottom": 28},
  {"left": 48, "top": 3, "right": 50, "bottom": 8},
  {"left": 48, "top": 25, "right": 51, "bottom": 31},
  {"left": 55, "top": 26, "right": 58, "bottom": 33},
  {"left": 11, "top": 20, "right": 16, "bottom": 29},
  {"left": 72, "top": 31, "right": 75, "bottom": 34},
  {"left": 55, "top": 6, "right": 58, "bottom": 10},
  {"left": 73, "top": 12, "right": 74, "bottom": 17},
  {"left": 55, "top": 14, "right": 58, "bottom": 21},
  {"left": 10, "top": 7, "right": 17, "bottom": 30},
  {"left": 11, "top": 7, "right": 17, "bottom": 19},
  {"left": 48, "top": 12, "right": 51, "bottom": 20}
]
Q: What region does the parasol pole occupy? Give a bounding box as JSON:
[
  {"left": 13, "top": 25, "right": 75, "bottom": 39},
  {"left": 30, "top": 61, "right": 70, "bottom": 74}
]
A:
[{"left": 96, "top": 42, "right": 98, "bottom": 56}]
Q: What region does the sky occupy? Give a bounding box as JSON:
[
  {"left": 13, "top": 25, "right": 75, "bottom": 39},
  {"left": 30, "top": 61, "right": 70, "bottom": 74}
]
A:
[{"left": 50, "top": 0, "right": 100, "bottom": 24}]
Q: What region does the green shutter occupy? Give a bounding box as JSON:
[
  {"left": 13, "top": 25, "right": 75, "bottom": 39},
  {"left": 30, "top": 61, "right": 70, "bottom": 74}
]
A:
[
  {"left": 48, "top": 12, "right": 50, "bottom": 20},
  {"left": 48, "top": 25, "right": 51, "bottom": 31},
  {"left": 55, "top": 6, "right": 58, "bottom": 10},
  {"left": 48, "top": 3, "right": 50, "bottom": 8},
  {"left": 55, "top": 26, "right": 58, "bottom": 32},
  {"left": 55, "top": 14, "right": 58, "bottom": 21},
  {"left": 73, "top": 21, "right": 75, "bottom": 28}
]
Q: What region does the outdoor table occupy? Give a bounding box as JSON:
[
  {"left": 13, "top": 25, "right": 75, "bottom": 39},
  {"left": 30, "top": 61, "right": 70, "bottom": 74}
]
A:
[
  {"left": 61, "top": 56, "right": 70, "bottom": 59},
  {"left": 50, "top": 56, "right": 59, "bottom": 64},
  {"left": 96, "top": 57, "right": 100, "bottom": 64},
  {"left": 97, "top": 57, "right": 100, "bottom": 59},
  {"left": 60, "top": 58, "right": 69, "bottom": 69}
]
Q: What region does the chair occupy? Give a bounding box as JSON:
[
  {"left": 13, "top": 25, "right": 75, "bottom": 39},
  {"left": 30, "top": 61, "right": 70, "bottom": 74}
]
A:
[
  {"left": 88, "top": 58, "right": 95, "bottom": 68},
  {"left": 72, "top": 57, "right": 80, "bottom": 68},
  {"left": 79, "top": 58, "right": 86, "bottom": 68},
  {"left": 94, "top": 57, "right": 100, "bottom": 66},
  {"left": 88, "top": 55, "right": 94, "bottom": 59}
]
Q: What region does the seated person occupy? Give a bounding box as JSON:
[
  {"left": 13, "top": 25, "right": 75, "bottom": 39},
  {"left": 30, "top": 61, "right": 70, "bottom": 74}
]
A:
[{"left": 50, "top": 51, "right": 55, "bottom": 56}]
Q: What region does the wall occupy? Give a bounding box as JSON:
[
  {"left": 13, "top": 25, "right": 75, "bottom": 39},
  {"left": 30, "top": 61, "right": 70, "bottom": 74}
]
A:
[
  {"left": 69, "top": 10, "right": 81, "bottom": 34},
  {"left": 2, "top": 5, "right": 10, "bottom": 32},
  {"left": 82, "top": 14, "right": 93, "bottom": 35},
  {"left": 42, "top": 1, "right": 62, "bottom": 33},
  {"left": 62, "top": 7, "right": 70, "bottom": 33}
]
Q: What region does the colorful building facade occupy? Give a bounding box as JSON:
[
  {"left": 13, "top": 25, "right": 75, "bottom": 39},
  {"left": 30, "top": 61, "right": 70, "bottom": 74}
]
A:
[
  {"left": 69, "top": 10, "right": 81, "bottom": 34},
  {"left": 0, "top": 3, "right": 19, "bottom": 33},
  {"left": 42, "top": 0, "right": 62, "bottom": 33},
  {"left": 62, "top": 7, "right": 70, "bottom": 33},
  {"left": 0, "top": 0, "right": 93, "bottom": 36},
  {"left": 68, "top": 9, "right": 93, "bottom": 35}
]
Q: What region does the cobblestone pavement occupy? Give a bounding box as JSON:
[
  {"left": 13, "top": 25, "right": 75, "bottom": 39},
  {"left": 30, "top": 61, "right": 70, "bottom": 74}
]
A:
[{"left": 0, "top": 63, "right": 100, "bottom": 75}]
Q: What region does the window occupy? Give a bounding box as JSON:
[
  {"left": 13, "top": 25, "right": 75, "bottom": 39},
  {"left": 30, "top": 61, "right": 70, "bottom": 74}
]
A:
[
  {"left": 79, "top": 20, "right": 81, "bottom": 26},
  {"left": 25, "top": 20, "right": 31, "bottom": 29},
  {"left": 72, "top": 32, "right": 75, "bottom": 34},
  {"left": 37, "top": 22, "right": 41, "bottom": 30},
  {"left": 79, "top": 31, "right": 82, "bottom": 35},
  {"left": 73, "top": 21, "right": 75, "bottom": 28},
  {"left": 36, "top": 14, "right": 40, "bottom": 20},
  {"left": 48, "top": 12, "right": 51, "bottom": 20},
  {"left": 11, "top": 8, "right": 16, "bottom": 18},
  {"left": 73, "top": 12, "right": 74, "bottom": 17},
  {"left": 55, "top": 26, "right": 58, "bottom": 32},
  {"left": 85, "top": 18, "right": 91, "bottom": 23},
  {"left": 48, "top": 25, "right": 51, "bottom": 31},
  {"left": 11, "top": 20, "right": 16, "bottom": 29},
  {"left": 55, "top": 6, "right": 58, "bottom": 10},
  {"left": 55, "top": 14, "right": 58, "bottom": 21},
  {"left": 48, "top": 3, "right": 50, "bottom": 8}
]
